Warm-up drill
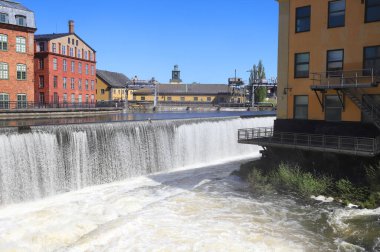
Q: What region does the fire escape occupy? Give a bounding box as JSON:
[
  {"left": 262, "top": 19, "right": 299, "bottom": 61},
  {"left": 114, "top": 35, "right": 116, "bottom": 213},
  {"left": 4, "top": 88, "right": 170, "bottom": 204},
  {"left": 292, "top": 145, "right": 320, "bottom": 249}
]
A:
[{"left": 310, "top": 68, "right": 380, "bottom": 129}]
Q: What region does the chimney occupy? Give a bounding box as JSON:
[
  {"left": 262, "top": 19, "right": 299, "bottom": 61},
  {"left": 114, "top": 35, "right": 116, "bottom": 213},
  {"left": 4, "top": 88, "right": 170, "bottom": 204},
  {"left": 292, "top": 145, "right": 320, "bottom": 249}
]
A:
[{"left": 69, "top": 20, "right": 75, "bottom": 34}]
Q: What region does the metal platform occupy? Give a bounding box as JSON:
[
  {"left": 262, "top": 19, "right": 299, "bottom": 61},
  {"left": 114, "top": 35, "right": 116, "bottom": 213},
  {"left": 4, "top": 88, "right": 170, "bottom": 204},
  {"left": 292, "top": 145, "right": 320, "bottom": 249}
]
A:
[{"left": 238, "top": 127, "right": 380, "bottom": 157}]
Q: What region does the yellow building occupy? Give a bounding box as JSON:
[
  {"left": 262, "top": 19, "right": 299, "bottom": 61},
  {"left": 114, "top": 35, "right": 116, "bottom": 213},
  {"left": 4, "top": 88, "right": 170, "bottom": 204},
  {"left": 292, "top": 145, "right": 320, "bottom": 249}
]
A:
[
  {"left": 132, "top": 84, "right": 246, "bottom": 105},
  {"left": 96, "top": 70, "right": 128, "bottom": 101},
  {"left": 239, "top": 0, "right": 380, "bottom": 157}
]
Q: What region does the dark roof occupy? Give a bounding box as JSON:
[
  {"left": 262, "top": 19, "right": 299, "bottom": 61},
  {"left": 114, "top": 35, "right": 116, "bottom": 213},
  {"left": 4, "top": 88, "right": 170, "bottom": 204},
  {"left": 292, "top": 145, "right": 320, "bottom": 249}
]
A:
[
  {"left": 97, "top": 70, "right": 129, "bottom": 88},
  {"left": 35, "top": 33, "right": 69, "bottom": 40},
  {"left": 0, "top": 0, "right": 32, "bottom": 12},
  {"left": 34, "top": 33, "right": 96, "bottom": 52},
  {"left": 134, "top": 84, "right": 230, "bottom": 95}
]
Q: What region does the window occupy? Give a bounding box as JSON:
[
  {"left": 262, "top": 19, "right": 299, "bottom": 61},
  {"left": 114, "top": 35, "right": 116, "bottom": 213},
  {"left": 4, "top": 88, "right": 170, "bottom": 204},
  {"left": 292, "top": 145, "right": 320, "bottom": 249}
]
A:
[
  {"left": 327, "top": 49, "right": 344, "bottom": 75},
  {"left": 53, "top": 58, "right": 58, "bottom": 70},
  {"left": 328, "top": 0, "right": 345, "bottom": 28},
  {"left": 53, "top": 93, "right": 59, "bottom": 104},
  {"left": 71, "top": 61, "right": 75, "bottom": 73},
  {"left": 0, "top": 34, "right": 7, "bottom": 51},
  {"left": 84, "top": 51, "right": 88, "bottom": 60},
  {"left": 63, "top": 93, "right": 67, "bottom": 103},
  {"left": 16, "top": 37, "right": 26, "bottom": 53},
  {"left": 78, "top": 95, "right": 82, "bottom": 103},
  {"left": 78, "top": 79, "right": 82, "bottom": 90},
  {"left": 39, "top": 92, "right": 45, "bottom": 104},
  {"left": 167, "top": 96, "right": 172, "bottom": 101},
  {"left": 62, "top": 45, "right": 66, "bottom": 55},
  {"left": 76, "top": 40, "right": 78, "bottom": 46},
  {"left": 85, "top": 64, "right": 89, "bottom": 75},
  {"left": 0, "top": 93, "right": 9, "bottom": 109},
  {"left": 294, "top": 96, "right": 308, "bottom": 119},
  {"left": 90, "top": 52, "right": 94, "bottom": 61},
  {"left": 295, "top": 53, "right": 310, "bottom": 78},
  {"left": 91, "top": 95, "right": 94, "bottom": 103},
  {"left": 180, "top": 97, "right": 185, "bottom": 101},
  {"left": 39, "top": 58, "right": 44, "bottom": 70},
  {"left": 325, "top": 95, "right": 342, "bottom": 122},
  {"left": 15, "top": 15, "right": 26, "bottom": 26},
  {"left": 78, "top": 49, "right": 81, "bottom": 58},
  {"left": 78, "top": 63, "right": 82, "bottom": 73},
  {"left": 364, "top": 46, "right": 380, "bottom": 75},
  {"left": 85, "top": 94, "right": 89, "bottom": 103},
  {"left": 141, "top": 96, "right": 146, "bottom": 101},
  {"left": 0, "top": 63, "right": 8, "bottom": 79},
  {"left": 85, "top": 80, "right": 89, "bottom": 90},
  {"left": 68, "top": 38, "right": 70, "bottom": 44},
  {"left": 365, "top": 0, "right": 380, "bottom": 23},
  {"left": 101, "top": 89, "right": 105, "bottom": 95},
  {"left": 63, "top": 77, "right": 67, "bottom": 89},
  {"left": 71, "top": 78, "right": 75, "bottom": 89},
  {"left": 296, "top": 6, "right": 311, "bottom": 33},
  {"left": 91, "top": 65, "right": 95, "bottom": 75},
  {"left": 91, "top": 80, "right": 94, "bottom": 90},
  {"left": 52, "top": 43, "right": 57, "bottom": 53},
  {"left": 194, "top": 97, "right": 199, "bottom": 101},
  {"left": 17, "top": 64, "right": 27, "bottom": 80},
  {"left": 53, "top": 76, "right": 58, "bottom": 88},
  {"left": 71, "top": 94, "right": 75, "bottom": 104},
  {"left": 17, "top": 94, "right": 27, "bottom": 109},
  {"left": 0, "top": 13, "right": 8, "bottom": 23},
  {"left": 69, "top": 47, "right": 74, "bottom": 57},
  {"left": 39, "top": 75, "right": 44, "bottom": 88},
  {"left": 63, "top": 59, "right": 67, "bottom": 72}
]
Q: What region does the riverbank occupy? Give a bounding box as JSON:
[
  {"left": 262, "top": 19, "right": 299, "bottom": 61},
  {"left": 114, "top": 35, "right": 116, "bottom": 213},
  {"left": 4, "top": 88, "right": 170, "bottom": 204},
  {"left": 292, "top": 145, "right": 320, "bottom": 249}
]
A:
[{"left": 236, "top": 147, "right": 380, "bottom": 209}]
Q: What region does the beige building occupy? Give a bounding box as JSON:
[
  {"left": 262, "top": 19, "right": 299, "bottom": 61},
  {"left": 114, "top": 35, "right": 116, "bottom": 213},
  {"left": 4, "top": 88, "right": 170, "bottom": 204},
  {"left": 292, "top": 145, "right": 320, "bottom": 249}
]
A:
[{"left": 96, "top": 70, "right": 128, "bottom": 101}]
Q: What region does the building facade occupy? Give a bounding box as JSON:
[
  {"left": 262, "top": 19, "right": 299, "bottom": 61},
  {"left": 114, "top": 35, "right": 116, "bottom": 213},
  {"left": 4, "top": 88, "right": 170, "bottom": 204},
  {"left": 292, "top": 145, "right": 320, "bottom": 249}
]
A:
[
  {"left": 277, "top": 0, "right": 380, "bottom": 123},
  {"left": 34, "top": 20, "right": 96, "bottom": 105},
  {"left": 238, "top": 0, "right": 380, "bottom": 157},
  {"left": 0, "top": 0, "right": 36, "bottom": 108},
  {"left": 96, "top": 70, "right": 128, "bottom": 101},
  {"left": 132, "top": 84, "right": 244, "bottom": 105}
]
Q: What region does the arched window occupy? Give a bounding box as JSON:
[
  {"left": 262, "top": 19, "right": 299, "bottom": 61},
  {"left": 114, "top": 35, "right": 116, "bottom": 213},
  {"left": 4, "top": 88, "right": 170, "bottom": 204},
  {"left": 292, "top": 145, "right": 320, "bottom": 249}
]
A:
[{"left": 15, "top": 15, "right": 26, "bottom": 26}]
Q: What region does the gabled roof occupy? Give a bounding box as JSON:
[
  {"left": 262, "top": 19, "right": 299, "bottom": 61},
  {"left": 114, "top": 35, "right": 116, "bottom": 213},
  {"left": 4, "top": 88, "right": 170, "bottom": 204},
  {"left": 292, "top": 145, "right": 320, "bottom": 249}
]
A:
[
  {"left": 0, "top": 0, "right": 32, "bottom": 12},
  {"left": 97, "top": 70, "right": 129, "bottom": 88},
  {"left": 134, "top": 84, "right": 230, "bottom": 95},
  {"left": 34, "top": 33, "right": 96, "bottom": 52}
]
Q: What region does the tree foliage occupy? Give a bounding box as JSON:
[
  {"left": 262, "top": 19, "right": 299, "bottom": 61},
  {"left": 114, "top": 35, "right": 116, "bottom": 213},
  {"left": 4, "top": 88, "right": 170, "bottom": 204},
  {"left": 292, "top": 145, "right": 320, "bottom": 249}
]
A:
[{"left": 250, "top": 60, "right": 267, "bottom": 103}]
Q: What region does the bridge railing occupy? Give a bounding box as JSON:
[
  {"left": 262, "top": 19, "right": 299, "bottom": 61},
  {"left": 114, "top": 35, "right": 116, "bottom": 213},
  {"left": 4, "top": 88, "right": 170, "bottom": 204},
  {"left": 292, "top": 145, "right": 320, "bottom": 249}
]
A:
[{"left": 238, "top": 127, "right": 380, "bottom": 154}]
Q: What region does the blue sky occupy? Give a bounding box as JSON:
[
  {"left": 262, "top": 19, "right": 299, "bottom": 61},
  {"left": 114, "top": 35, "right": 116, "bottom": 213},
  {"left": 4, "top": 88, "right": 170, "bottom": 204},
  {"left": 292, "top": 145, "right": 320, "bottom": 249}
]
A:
[{"left": 22, "top": 0, "right": 279, "bottom": 84}]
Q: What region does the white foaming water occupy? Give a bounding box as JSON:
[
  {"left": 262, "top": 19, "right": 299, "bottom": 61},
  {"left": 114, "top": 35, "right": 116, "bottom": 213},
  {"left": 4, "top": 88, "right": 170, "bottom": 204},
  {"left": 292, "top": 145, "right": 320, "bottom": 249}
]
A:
[
  {"left": 0, "top": 160, "right": 332, "bottom": 251},
  {"left": 0, "top": 117, "right": 274, "bottom": 205}
]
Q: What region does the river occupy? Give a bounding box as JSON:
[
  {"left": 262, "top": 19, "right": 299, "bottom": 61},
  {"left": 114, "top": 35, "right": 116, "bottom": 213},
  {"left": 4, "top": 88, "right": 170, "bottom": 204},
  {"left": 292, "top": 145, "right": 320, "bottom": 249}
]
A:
[{"left": 0, "top": 116, "right": 379, "bottom": 251}]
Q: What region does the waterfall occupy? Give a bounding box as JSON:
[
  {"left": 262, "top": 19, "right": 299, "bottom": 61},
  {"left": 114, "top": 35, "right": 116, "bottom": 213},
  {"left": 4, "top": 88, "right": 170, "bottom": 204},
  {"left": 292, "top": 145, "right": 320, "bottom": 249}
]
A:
[{"left": 0, "top": 116, "right": 274, "bottom": 205}]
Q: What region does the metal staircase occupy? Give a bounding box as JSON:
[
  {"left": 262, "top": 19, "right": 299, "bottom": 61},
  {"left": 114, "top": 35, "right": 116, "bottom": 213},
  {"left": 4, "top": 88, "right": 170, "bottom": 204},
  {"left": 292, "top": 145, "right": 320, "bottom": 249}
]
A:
[{"left": 343, "top": 89, "right": 380, "bottom": 129}]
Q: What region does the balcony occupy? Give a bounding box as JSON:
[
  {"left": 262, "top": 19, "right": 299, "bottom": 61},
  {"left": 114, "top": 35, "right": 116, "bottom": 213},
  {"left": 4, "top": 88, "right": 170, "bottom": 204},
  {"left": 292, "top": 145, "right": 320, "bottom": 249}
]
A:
[
  {"left": 238, "top": 127, "right": 380, "bottom": 157},
  {"left": 310, "top": 69, "right": 379, "bottom": 91}
]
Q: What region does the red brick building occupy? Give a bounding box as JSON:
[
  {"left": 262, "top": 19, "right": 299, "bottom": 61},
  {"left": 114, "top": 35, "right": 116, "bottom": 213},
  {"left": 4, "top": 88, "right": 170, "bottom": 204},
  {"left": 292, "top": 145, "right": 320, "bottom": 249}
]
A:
[
  {"left": 34, "top": 20, "right": 96, "bottom": 105},
  {"left": 0, "top": 0, "right": 36, "bottom": 108}
]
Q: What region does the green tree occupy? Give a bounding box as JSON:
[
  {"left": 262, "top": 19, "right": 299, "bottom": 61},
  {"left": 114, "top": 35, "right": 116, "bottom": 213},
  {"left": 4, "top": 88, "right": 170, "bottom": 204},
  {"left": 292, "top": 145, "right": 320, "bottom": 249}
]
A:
[{"left": 250, "top": 60, "right": 267, "bottom": 103}]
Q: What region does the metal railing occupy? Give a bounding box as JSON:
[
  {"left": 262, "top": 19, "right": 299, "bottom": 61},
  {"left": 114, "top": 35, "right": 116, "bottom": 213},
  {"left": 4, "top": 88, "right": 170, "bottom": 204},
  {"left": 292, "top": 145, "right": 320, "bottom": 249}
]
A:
[
  {"left": 0, "top": 101, "right": 125, "bottom": 111},
  {"left": 238, "top": 127, "right": 380, "bottom": 155},
  {"left": 311, "top": 68, "right": 379, "bottom": 89}
]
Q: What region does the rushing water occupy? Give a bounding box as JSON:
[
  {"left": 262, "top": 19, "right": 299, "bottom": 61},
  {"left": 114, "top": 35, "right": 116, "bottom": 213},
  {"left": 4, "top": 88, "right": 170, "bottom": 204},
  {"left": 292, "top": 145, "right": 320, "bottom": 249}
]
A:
[
  {"left": 0, "top": 116, "right": 379, "bottom": 251},
  {"left": 0, "top": 160, "right": 379, "bottom": 251},
  {"left": 0, "top": 116, "right": 273, "bottom": 205}
]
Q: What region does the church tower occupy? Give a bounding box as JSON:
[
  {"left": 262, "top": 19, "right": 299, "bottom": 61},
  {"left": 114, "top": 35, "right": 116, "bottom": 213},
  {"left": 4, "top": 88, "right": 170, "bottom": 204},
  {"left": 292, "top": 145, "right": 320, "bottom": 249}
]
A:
[{"left": 170, "top": 65, "right": 182, "bottom": 84}]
